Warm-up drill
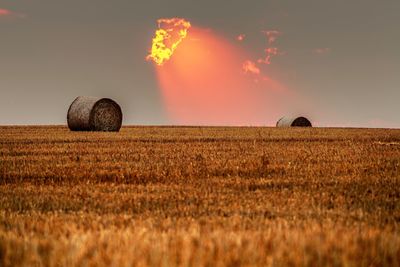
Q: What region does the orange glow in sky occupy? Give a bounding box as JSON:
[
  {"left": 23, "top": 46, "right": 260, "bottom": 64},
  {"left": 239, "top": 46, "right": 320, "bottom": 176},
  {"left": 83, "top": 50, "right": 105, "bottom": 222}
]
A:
[
  {"left": 153, "top": 25, "right": 290, "bottom": 125},
  {"left": 237, "top": 34, "right": 245, "bottom": 41},
  {"left": 0, "top": 8, "right": 11, "bottom": 16},
  {"left": 243, "top": 60, "right": 261, "bottom": 75}
]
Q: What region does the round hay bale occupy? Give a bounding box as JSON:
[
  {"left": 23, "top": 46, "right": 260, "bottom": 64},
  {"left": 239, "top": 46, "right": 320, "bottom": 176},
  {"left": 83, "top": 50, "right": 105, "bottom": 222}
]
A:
[
  {"left": 276, "top": 116, "right": 312, "bottom": 127},
  {"left": 67, "top": 96, "right": 122, "bottom": 132}
]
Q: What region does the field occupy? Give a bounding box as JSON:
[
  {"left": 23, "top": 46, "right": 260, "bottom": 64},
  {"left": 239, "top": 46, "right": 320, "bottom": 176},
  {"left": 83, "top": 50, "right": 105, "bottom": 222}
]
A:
[{"left": 0, "top": 126, "right": 399, "bottom": 266}]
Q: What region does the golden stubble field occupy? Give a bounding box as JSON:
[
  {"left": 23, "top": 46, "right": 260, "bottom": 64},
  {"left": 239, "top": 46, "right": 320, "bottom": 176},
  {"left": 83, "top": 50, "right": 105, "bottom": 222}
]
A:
[{"left": 0, "top": 126, "right": 399, "bottom": 266}]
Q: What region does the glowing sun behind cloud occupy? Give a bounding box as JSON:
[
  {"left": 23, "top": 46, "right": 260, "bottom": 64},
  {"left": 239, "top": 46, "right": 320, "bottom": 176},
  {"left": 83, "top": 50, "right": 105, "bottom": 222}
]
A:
[{"left": 150, "top": 21, "right": 290, "bottom": 125}]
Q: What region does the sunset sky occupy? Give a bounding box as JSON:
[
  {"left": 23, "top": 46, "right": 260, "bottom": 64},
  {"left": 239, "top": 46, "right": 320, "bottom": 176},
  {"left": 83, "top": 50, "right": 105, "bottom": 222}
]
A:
[{"left": 0, "top": 0, "right": 399, "bottom": 127}]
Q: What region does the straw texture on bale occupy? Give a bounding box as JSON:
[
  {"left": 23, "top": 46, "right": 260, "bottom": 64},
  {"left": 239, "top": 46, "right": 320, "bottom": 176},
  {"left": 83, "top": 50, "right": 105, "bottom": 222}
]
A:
[
  {"left": 67, "top": 96, "right": 122, "bottom": 132},
  {"left": 276, "top": 116, "right": 312, "bottom": 127}
]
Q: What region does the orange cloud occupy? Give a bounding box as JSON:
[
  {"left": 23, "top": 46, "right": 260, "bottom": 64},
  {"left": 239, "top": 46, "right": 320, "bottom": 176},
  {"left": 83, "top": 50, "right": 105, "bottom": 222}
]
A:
[
  {"left": 262, "top": 30, "right": 282, "bottom": 45},
  {"left": 236, "top": 34, "right": 245, "bottom": 42},
  {"left": 257, "top": 47, "right": 285, "bottom": 65},
  {"left": 242, "top": 29, "right": 284, "bottom": 81},
  {"left": 253, "top": 30, "right": 285, "bottom": 65},
  {"left": 242, "top": 60, "right": 260, "bottom": 75},
  {"left": 241, "top": 29, "right": 287, "bottom": 86}
]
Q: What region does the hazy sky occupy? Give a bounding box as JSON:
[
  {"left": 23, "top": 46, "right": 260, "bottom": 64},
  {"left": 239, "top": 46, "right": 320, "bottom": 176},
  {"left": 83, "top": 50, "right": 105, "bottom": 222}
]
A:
[{"left": 0, "top": 0, "right": 399, "bottom": 127}]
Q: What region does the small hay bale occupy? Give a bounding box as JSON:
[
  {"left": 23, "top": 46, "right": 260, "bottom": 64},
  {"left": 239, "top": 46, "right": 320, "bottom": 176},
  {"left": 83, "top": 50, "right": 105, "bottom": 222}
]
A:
[
  {"left": 67, "top": 96, "right": 123, "bottom": 132},
  {"left": 276, "top": 116, "right": 312, "bottom": 127}
]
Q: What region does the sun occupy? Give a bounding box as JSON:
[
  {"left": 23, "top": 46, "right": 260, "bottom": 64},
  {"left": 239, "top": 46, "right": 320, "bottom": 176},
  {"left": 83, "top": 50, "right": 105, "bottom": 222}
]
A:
[{"left": 146, "top": 18, "right": 191, "bottom": 66}]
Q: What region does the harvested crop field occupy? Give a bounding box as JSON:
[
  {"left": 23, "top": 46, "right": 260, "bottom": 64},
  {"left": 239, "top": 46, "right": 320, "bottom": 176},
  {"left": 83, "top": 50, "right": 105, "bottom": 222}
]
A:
[{"left": 0, "top": 126, "right": 399, "bottom": 267}]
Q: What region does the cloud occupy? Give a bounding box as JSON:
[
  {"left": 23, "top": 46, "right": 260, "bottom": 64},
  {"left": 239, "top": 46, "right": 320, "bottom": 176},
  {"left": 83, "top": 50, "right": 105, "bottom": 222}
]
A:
[
  {"left": 242, "top": 60, "right": 260, "bottom": 75},
  {"left": 257, "top": 47, "right": 285, "bottom": 65},
  {"left": 255, "top": 30, "right": 285, "bottom": 65},
  {"left": 262, "top": 30, "right": 282, "bottom": 45},
  {"left": 242, "top": 29, "right": 285, "bottom": 82},
  {"left": 313, "top": 48, "right": 331, "bottom": 55},
  {"left": 236, "top": 34, "right": 245, "bottom": 42}
]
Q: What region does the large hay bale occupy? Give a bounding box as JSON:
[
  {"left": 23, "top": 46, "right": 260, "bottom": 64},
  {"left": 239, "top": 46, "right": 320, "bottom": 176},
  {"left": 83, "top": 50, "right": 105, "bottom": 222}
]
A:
[
  {"left": 67, "top": 96, "right": 122, "bottom": 132},
  {"left": 276, "top": 116, "right": 312, "bottom": 127}
]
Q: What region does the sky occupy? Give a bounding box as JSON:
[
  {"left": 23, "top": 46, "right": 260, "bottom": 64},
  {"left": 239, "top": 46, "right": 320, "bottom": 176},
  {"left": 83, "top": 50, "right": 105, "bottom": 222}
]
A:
[{"left": 0, "top": 0, "right": 399, "bottom": 127}]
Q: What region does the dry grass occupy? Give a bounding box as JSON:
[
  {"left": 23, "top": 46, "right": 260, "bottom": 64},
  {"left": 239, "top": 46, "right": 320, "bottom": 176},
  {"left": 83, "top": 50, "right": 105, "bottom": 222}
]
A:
[{"left": 0, "top": 126, "right": 399, "bottom": 266}]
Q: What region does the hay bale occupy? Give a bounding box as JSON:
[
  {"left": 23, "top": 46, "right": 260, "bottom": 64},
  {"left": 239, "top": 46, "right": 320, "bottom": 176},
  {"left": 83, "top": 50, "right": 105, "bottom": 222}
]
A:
[
  {"left": 67, "top": 96, "right": 122, "bottom": 132},
  {"left": 276, "top": 116, "right": 312, "bottom": 127}
]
